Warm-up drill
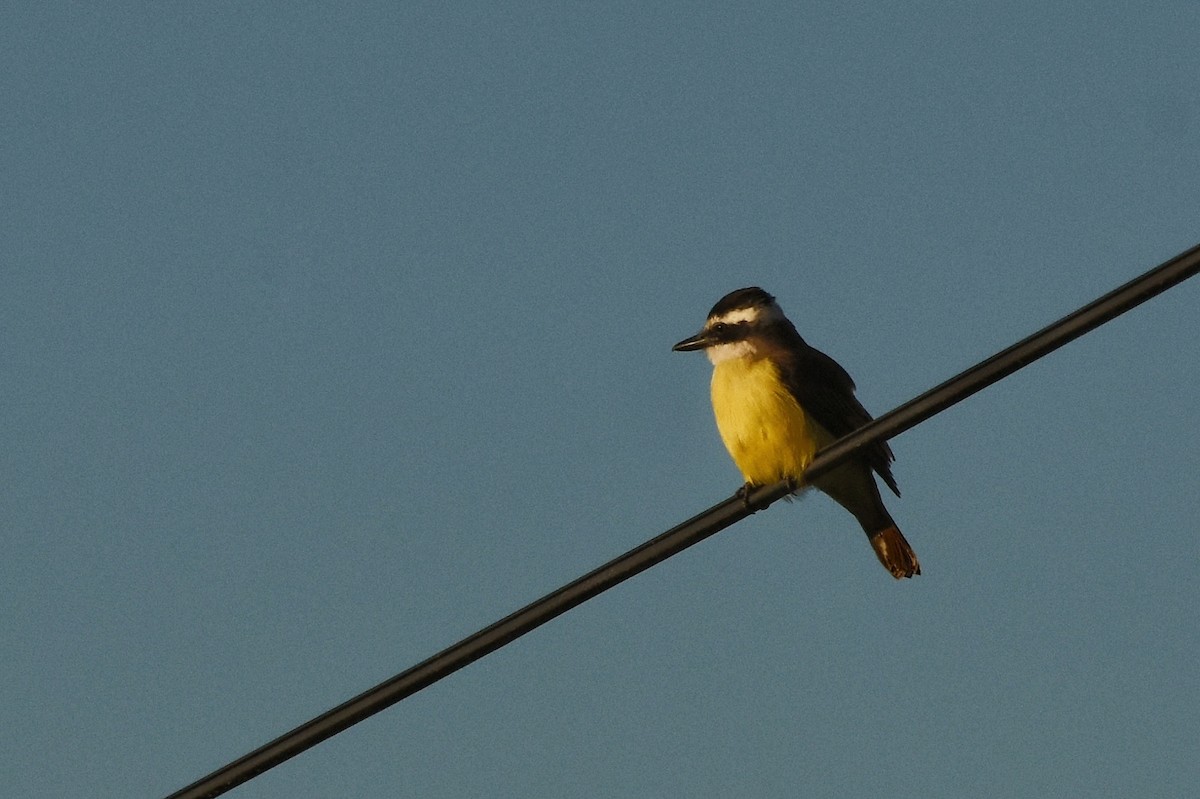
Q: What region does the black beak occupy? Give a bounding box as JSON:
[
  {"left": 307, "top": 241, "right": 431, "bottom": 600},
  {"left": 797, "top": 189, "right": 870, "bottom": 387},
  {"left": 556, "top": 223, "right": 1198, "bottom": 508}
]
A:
[{"left": 672, "top": 331, "right": 711, "bottom": 352}]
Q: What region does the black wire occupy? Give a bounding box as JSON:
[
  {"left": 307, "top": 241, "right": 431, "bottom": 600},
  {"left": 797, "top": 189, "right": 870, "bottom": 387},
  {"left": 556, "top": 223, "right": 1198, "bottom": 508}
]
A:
[
  {"left": 806, "top": 241, "right": 1200, "bottom": 482},
  {"left": 164, "top": 241, "right": 1200, "bottom": 799}
]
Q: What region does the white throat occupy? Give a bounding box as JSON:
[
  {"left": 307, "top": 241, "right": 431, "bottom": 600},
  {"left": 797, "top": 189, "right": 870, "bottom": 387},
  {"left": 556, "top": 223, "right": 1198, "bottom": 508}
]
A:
[{"left": 705, "top": 340, "right": 756, "bottom": 365}]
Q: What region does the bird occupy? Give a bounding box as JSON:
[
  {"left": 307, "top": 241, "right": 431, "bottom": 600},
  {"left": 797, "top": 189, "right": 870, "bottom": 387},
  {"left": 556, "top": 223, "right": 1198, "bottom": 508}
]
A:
[{"left": 672, "top": 287, "right": 920, "bottom": 579}]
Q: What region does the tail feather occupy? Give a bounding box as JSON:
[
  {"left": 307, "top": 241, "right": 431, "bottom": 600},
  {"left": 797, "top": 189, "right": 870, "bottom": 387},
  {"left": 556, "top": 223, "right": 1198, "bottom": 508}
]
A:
[
  {"left": 813, "top": 462, "right": 921, "bottom": 579},
  {"left": 869, "top": 525, "right": 921, "bottom": 579}
]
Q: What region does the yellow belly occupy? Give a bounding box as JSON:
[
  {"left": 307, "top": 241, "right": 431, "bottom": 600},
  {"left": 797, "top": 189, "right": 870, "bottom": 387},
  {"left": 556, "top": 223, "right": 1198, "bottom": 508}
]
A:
[{"left": 710, "top": 357, "right": 833, "bottom": 486}]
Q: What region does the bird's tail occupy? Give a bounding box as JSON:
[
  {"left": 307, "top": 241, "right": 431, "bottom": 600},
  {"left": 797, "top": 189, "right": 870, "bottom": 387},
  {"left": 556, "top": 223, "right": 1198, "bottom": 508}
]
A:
[
  {"left": 812, "top": 461, "right": 921, "bottom": 579},
  {"left": 868, "top": 525, "right": 921, "bottom": 579}
]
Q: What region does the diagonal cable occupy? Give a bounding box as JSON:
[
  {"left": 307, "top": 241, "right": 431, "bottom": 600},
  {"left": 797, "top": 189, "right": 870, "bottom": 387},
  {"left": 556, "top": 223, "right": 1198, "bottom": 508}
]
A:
[{"left": 164, "top": 241, "right": 1200, "bottom": 799}]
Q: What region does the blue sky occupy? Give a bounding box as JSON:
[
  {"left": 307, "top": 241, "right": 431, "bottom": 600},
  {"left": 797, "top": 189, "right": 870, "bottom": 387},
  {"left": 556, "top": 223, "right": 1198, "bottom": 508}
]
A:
[{"left": 4, "top": 3, "right": 1198, "bottom": 797}]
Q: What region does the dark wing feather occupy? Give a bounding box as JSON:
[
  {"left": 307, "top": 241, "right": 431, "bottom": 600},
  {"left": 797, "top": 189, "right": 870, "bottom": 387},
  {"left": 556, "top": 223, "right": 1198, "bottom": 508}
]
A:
[{"left": 770, "top": 328, "right": 900, "bottom": 496}]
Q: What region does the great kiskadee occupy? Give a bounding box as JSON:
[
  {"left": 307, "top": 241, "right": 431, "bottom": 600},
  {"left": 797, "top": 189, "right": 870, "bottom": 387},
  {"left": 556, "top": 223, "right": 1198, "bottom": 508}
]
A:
[{"left": 673, "top": 287, "right": 920, "bottom": 579}]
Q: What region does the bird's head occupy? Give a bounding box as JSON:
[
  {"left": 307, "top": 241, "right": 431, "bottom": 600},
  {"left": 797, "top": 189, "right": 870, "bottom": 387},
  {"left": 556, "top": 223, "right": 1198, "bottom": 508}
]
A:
[{"left": 672, "top": 287, "right": 785, "bottom": 365}]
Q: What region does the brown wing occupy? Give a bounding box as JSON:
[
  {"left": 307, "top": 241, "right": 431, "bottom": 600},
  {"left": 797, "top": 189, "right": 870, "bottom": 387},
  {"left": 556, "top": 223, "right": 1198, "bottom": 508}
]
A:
[{"left": 770, "top": 330, "right": 900, "bottom": 497}]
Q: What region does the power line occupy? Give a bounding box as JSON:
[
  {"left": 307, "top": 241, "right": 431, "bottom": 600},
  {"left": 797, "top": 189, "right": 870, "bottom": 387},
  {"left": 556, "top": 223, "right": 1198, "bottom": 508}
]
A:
[
  {"left": 805, "top": 241, "right": 1200, "bottom": 483},
  {"left": 164, "top": 241, "right": 1200, "bottom": 799}
]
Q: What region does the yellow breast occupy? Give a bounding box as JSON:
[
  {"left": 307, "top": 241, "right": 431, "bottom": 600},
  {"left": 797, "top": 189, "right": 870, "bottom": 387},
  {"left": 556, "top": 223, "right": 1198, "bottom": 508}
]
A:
[{"left": 710, "top": 357, "right": 832, "bottom": 486}]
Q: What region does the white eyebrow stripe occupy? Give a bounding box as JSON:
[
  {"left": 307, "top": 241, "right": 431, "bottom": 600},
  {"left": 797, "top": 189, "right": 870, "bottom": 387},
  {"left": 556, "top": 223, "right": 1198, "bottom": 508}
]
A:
[
  {"left": 710, "top": 307, "right": 760, "bottom": 325},
  {"left": 708, "top": 303, "right": 781, "bottom": 326}
]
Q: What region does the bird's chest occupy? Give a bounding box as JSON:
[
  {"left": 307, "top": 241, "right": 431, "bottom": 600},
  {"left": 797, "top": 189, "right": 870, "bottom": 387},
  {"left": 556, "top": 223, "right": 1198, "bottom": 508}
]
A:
[{"left": 710, "top": 358, "right": 823, "bottom": 483}]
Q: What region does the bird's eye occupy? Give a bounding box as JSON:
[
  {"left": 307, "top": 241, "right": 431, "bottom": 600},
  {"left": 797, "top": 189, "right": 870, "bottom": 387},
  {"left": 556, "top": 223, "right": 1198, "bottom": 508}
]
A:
[{"left": 712, "top": 322, "right": 728, "bottom": 335}]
